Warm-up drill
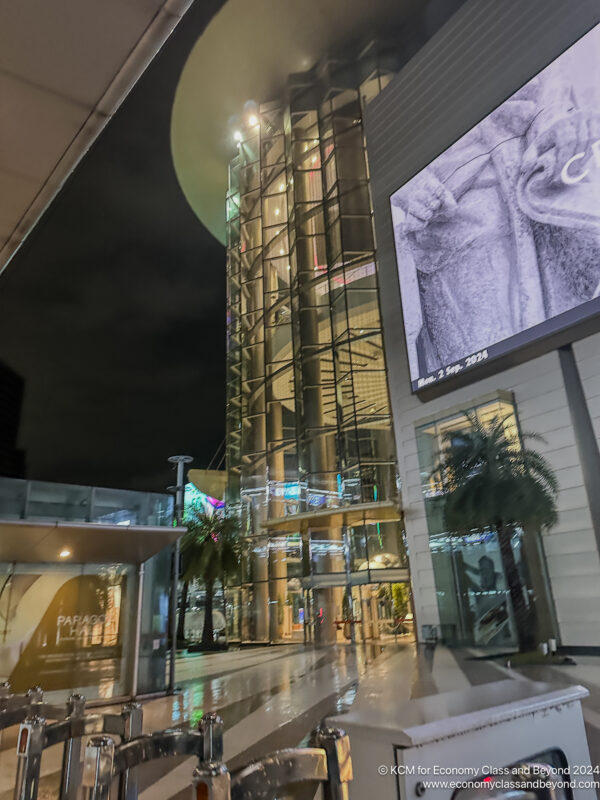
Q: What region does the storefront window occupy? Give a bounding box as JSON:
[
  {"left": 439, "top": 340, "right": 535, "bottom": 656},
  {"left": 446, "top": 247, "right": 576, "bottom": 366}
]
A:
[
  {"left": 429, "top": 530, "right": 520, "bottom": 646},
  {"left": 415, "top": 395, "right": 542, "bottom": 647},
  {"left": 350, "top": 522, "right": 406, "bottom": 572},
  {"left": 182, "top": 579, "right": 226, "bottom": 646},
  {"left": 351, "top": 582, "right": 413, "bottom": 642},
  {"left": 0, "top": 561, "right": 135, "bottom": 699}
]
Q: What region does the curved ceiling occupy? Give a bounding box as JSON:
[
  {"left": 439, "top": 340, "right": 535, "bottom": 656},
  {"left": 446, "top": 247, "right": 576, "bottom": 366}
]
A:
[{"left": 171, "top": 0, "right": 418, "bottom": 244}]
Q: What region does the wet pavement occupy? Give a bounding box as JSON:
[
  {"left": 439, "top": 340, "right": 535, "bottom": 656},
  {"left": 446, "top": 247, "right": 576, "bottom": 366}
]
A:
[
  {"left": 0, "top": 641, "right": 398, "bottom": 800},
  {"left": 1, "top": 640, "right": 599, "bottom": 799}
]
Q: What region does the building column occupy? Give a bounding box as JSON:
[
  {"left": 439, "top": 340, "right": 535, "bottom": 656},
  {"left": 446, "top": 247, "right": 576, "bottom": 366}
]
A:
[
  {"left": 267, "top": 401, "right": 288, "bottom": 641},
  {"left": 559, "top": 345, "right": 600, "bottom": 553},
  {"left": 311, "top": 522, "right": 345, "bottom": 646},
  {"left": 269, "top": 539, "right": 288, "bottom": 640},
  {"left": 252, "top": 535, "right": 269, "bottom": 642}
]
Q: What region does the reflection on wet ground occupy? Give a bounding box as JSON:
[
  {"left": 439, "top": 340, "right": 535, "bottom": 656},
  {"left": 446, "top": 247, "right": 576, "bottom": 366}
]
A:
[
  {"left": 2, "top": 641, "right": 600, "bottom": 800},
  {"left": 0, "top": 641, "right": 400, "bottom": 800},
  {"left": 173, "top": 641, "right": 392, "bottom": 729},
  {"left": 143, "top": 641, "right": 406, "bottom": 799}
]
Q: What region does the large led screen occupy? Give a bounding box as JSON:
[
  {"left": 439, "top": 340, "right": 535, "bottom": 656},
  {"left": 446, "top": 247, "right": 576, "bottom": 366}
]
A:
[{"left": 390, "top": 24, "right": 600, "bottom": 392}]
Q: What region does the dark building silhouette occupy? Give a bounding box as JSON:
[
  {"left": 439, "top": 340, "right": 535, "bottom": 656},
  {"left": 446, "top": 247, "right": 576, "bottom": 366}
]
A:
[{"left": 0, "top": 361, "right": 25, "bottom": 478}]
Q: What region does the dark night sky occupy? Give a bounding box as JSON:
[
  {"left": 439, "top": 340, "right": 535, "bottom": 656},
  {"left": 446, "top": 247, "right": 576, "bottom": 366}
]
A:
[{"left": 0, "top": 0, "right": 226, "bottom": 492}]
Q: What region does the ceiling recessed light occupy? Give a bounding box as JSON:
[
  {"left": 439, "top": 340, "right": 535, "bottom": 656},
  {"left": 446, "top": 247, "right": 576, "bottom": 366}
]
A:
[{"left": 59, "top": 549, "right": 71, "bottom": 559}]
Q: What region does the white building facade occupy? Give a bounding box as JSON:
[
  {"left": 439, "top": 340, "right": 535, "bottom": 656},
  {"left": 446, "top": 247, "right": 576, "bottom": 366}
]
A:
[{"left": 366, "top": 0, "right": 600, "bottom": 649}]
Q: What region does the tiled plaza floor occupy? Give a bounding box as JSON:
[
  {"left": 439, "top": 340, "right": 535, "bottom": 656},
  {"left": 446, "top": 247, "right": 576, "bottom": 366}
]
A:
[{"left": 1, "top": 641, "right": 599, "bottom": 799}]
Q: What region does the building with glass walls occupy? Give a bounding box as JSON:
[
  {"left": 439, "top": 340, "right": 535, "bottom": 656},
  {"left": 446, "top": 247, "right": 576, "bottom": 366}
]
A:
[
  {"left": 223, "top": 42, "right": 411, "bottom": 645},
  {"left": 0, "top": 477, "right": 180, "bottom": 698},
  {"left": 175, "top": 0, "right": 600, "bottom": 651},
  {"left": 171, "top": 0, "right": 468, "bottom": 646},
  {"left": 366, "top": 0, "right": 600, "bottom": 650}
]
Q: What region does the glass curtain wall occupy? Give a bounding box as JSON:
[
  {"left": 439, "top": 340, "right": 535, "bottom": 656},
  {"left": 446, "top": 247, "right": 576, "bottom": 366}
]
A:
[
  {"left": 0, "top": 562, "right": 135, "bottom": 699},
  {"left": 0, "top": 478, "right": 173, "bottom": 526},
  {"left": 225, "top": 43, "right": 408, "bottom": 644},
  {"left": 415, "top": 396, "right": 555, "bottom": 647}
]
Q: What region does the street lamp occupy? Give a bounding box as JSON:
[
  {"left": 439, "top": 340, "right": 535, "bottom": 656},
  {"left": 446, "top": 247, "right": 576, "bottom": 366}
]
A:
[{"left": 167, "top": 454, "right": 193, "bottom": 694}]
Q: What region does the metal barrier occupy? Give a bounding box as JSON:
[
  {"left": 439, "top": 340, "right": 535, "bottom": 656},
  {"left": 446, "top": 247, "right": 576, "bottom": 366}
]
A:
[
  {"left": 3, "top": 686, "right": 351, "bottom": 800},
  {"left": 0, "top": 685, "right": 44, "bottom": 731},
  {"left": 10, "top": 687, "right": 142, "bottom": 800},
  {"left": 228, "top": 726, "right": 352, "bottom": 800},
  {"left": 82, "top": 713, "right": 224, "bottom": 800},
  {"left": 192, "top": 714, "right": 230, "bottom": 800}
]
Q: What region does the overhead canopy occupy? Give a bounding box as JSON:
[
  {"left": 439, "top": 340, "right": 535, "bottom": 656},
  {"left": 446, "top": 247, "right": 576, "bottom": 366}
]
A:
[
  {"left": 0, "top": 519, "right": 185, "bottom": 564},
  {"left": 188, "top": 469, "right": 227, "bottom": 499},
  {"left": 0, "top": 0, "right": 195, "bottom": 276}
]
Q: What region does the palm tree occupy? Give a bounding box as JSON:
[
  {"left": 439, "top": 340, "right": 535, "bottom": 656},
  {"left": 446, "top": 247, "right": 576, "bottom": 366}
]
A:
[
  {"left": 180, "top": 510, "right": 240, "bottom": 647},
  {"left": 433, "top": 412, "right": 558, "bottom": 651}
]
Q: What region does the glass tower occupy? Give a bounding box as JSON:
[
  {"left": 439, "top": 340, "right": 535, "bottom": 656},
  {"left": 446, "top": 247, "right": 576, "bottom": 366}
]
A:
[{"left": 224, "top": 41, "right": 411, "bottom": 645}]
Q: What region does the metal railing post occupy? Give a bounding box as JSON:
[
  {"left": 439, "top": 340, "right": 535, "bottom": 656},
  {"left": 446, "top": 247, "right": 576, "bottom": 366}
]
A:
[
  {"left": 192, "top": 762, "right": 231, "bottom": 800},
  {"left": 118, "top": 703, "right": 143, "bottom": 800},
  {"left": 59, "top": 694, "right": 86, "bottom": 800},
  {"left": 200, "top": 713, "right": 224, "bottom": 762},
  {"left": 194, "top": 714, "right": 229, "bottom": 799},
  {"left": 26, "top": 687, "right": 43, "bottom": 704},
  {"left": 83, "top": 736, "right": 115, "bottom": 800},
  {"left": 310, "top": 727, "right": 352, "bottom": 800},
  {"left": 14, "top": 715, "right": 46, "bottom": 800}
]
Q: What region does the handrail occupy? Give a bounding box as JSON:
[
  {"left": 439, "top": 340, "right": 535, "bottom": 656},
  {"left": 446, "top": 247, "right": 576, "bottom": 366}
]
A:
[
  {"left": 13, "top": 694, "right": 142, "bottom": 800},
  {"left": 83, "top": 718, "right": 221, "bottom": 800},
  {"left": 113, "top": 730, "right": 204, "bottom": 773},
  {"left": 230, "top": 727, "right": 351, "bottom": 800},
  {"left": 3, "top": 688, "right": 352, "bottom": 800},
  {"left": 230, "top": 748, "right": 329, "bottom": 798}
]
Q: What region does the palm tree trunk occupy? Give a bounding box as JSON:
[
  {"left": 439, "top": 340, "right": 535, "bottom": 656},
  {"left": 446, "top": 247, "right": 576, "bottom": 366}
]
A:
[
  {"left": 176, "top": 580, "right": 189, "bottom": 643},
  {"left": 202, "top": 579, "right": 214, "bottom": 647},
  {"left": 497, "top": 525, "right": 534, "bottom": 651}
]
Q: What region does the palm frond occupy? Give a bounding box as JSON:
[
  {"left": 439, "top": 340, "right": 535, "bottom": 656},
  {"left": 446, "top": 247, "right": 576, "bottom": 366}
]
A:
[
  {"left": 181, "top": 508, "right": 241, "bottom": 584},
  {"left": 433, "top": 413, "right": 558, "bottom": 535}
]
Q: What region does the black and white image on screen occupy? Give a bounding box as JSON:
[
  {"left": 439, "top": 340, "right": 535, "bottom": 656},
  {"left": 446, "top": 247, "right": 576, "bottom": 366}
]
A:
[{"left": 390, "top": 24, "right": 600, "bottom": 389}]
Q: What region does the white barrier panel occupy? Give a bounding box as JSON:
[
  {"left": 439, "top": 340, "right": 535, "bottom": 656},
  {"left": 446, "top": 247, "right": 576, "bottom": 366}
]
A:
[{"left": 329, "top": 679, "right": 592, "bottom": 800}]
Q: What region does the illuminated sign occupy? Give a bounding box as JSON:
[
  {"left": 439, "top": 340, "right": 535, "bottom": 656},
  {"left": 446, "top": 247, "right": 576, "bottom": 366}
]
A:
[
  {"left": 184, "top": 484, "right": 224, "bottom": 519},
  {"left": 390, "top": 25, "right": 600, "bottom": 392},
  {"left": 56, "top": 614, "right": 106, "bottom": 642}
]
